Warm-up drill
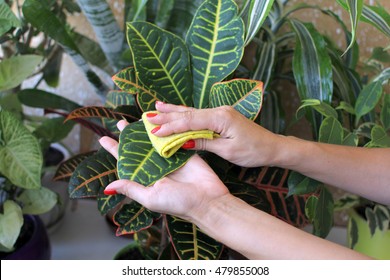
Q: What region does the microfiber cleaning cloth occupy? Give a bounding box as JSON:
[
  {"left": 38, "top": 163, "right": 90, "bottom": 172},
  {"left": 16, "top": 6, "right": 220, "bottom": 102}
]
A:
[{"left": 142, "top": 111, "right": 215, "bottom": 158}]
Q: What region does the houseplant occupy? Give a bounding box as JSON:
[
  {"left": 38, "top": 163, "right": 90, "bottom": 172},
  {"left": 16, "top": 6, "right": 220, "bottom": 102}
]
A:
[
  {"left": 53, "top": 0, "right": 388, "bottom": 259},
  {"left": 0, "top": 0, "right": 81, "bottom": 258},
  {"left": 288, "top": 1, "right": 390, "bottom": 258}
]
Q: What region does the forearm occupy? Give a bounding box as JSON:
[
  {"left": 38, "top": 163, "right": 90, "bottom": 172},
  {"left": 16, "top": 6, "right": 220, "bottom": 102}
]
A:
[
  {"left": 270, "top": 136, "right": 390, "bottom": 205},
  {"left": 191, "top": 194, "right": 370, "bottom": 259}
]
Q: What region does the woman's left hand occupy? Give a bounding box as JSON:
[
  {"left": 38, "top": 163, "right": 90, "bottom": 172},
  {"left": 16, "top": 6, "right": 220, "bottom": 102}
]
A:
[{"left": 99, "top": 120, "right": 230, "bottom": 222}]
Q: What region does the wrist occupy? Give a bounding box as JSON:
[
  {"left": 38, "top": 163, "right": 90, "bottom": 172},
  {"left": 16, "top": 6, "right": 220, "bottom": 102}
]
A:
[{"left": 270, "top": 135, "right": 311, "bottom": 170}]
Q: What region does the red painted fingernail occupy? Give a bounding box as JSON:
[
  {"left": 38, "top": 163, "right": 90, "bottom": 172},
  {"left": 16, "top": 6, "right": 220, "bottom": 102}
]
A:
[
  {"left": 151, "top": 126, "right": 161, "bottom": 134},
  {"left": 182, "top": 140, "right": 195, "bottom": 149},
  {"left": 104, "top": 189, "right": 117, "bottom": 196},
  {"left": 146, "top": 113, "right": 158, "bottom": 118}
]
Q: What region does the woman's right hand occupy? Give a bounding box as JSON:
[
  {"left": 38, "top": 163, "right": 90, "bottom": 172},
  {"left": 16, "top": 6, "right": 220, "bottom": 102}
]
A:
[{"left": 147, "top": 102, "right": 285, "bottom": 167}]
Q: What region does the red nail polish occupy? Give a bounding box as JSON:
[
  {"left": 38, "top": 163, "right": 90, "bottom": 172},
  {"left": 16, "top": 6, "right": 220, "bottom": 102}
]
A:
[
  {"left": 104, "top": 189, "right": 117, "bottom": 195},
  {"left": 146, "top": 113, "right": 158, "bottom": 118},
  {"left": 182, "top": 140, "right": 195, "bottom": 149},
  {"left": 151, "top": 126, "right": 161, "bottom": 134}
]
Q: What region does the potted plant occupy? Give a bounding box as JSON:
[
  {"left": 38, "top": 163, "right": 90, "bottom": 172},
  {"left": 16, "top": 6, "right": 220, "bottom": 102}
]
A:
[
  {"left": 289, "top": 1, "right": 390, "bottom": 258},
  {"left": 53, "top": 0, "right": 388, "bottom": 259},
  {"left": 0, "top": 0, "right": 81, "bottom": 258}
]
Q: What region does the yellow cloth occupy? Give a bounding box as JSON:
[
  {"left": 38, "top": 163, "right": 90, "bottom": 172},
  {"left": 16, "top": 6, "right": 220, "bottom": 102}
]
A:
[{"left": 142, "top": 111, "right": 215, "bottom": 158}]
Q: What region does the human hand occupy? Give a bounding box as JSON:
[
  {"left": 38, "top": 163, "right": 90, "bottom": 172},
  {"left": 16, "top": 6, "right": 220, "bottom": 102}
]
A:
[
  {"left": 146, "top": 102, "right": 284, "bottom": 167},
  {"left": 99, "top": 120, "right": 230, "bottom": 222}
]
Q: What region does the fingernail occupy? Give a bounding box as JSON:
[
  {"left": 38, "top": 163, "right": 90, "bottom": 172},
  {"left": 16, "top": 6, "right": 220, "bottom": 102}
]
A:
[
  {"left": 104, "top": 189, "right": 117, "bottom": 196},
  {"left": 156, "top": 100, "right": 164, "bottom": 106},
  {"left": 151, "top": 126, "right": 161, "bottom": 134},
  {"left": 146, "top": 112, "right": 158, "bottom": 118},
  {"left": 182, "top": 140, "right": 195, "bottom": 149}
]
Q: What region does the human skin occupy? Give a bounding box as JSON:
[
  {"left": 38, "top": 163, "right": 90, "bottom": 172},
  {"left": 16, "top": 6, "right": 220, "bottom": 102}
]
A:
[{"left": 99, "top": 102, "right": 390, "bottom": 259}]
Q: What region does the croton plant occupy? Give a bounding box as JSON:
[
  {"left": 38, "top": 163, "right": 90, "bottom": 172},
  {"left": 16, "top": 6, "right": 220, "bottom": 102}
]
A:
[{"left": 55, "top": 0, "right": 308, "bottom": 260}]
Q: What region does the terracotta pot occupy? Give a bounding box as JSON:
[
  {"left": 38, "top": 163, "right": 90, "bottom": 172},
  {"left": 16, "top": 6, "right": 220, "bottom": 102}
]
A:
[{"left": 1, "top": 215, "right": 51, "bottom": 260}]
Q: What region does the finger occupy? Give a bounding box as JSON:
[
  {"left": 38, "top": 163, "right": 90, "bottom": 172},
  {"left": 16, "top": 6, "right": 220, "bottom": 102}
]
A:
[
  {"left": 117, "top": 120, "right": 129, "bottom": 132},
  {"left": 155, "top": 101, "right": 191, "bottom": 113},
  {"left": 99, "top": 136, "right": 119, "bottom": 159},
  {"left": 104, "top": 179, "right": 151, "bottom": 207},
  {"left": 150, "top": 107, "right": 225, "bottom": 137}
]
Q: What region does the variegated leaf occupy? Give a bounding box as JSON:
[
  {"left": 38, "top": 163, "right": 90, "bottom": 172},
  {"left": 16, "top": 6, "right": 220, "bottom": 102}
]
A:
[
  {"left": 337, "top": 0, "right": 363, "bottom": 55},
  {"left": 97, "top": 192, "right": 126, "bottom": 216},
  {"left": 366, "top": 125, "right": 390, "bottom": 148},
  {"left": 237, "top": 166, "right": 309, "bottom": 228},
  {"left": 338, "top": 0, "right": 390, "bottom": 37},
  {"left": 258, "top": 91, "right": 284, "bottom": 134},
  {"left": 319, "top": 117, "right": 343, "bottom": 145},
  {"left": 252, "top": 40, "right": 276, "bottom": 90},
  {"left": 53, "top": 151, "right": 96, "bottom": 182},
  {"left": 134, "top": 225, "right": 164, "bottom": 260},
  {"left": 68, "top": 150, "right": 121, "bottom": 199},
  {"left": 112, "top": 67, "right": 139, "bottom": 92},
  {"left": 209, "top": 79, "right": 263, "bottom": 120},
  {"left": 66, "top": 106, "right": 137, "bottom": 122},
  {"left": 186, "top": 0, "right": 245, "bottom": 108},
  {"left": 361, "top": 4, "right": 390, "bottom": 37},
  {"left": 113, "top": 201, "right": 161, "bottom": 235},
  {"left": 106, "top": 90, "right": 136, "bottom": 108},
  {"left": 77, "top": 0, "right": 125, "bottom": 70},
  {"left": 117, "top": 122, "right": 195, "bottom": 186},
  {"left": 126, "top": 21, "right": 192, "bottom": 106},
  {"left": 0, "top": 109, "right": 42, "bottom": 189},
  {"left": 225, "top": 180, "right": 271, "bottom": 212},
  {"left": 111, "top": 68, "right": 160, "bottom": 112},
  {"left": 290, "top": 19, "right": 333, "bottom": 103},
  {"left": 166, "top": 215, "right": 223, "bottom": 260},
  {"left": 240, "top": 0, "right": 275, "bottom": 46}
]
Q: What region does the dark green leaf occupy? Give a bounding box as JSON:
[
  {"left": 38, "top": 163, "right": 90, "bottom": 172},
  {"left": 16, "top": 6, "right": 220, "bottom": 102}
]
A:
[
  {"left": 287, "top": 171, "right": 321, "bottom": 196},
  {"left": 381, "top": 93, "right": 390, "bottom": 131},
  {"left": 117, "top": 122, "right": 195, "bottom": 186},
  {"left": 54, "top": 151, "right": 96, "bottom": 182},
  {"left": 312, "top": 187, "right": 334, "bottom": 238},
  {"left": 166, "top": 215, "right": 223, "bottom": 260},
  {"left": 365, "top": 207, "right": 377, "bottom": 236},
  {"left": 17, "top": 89, "right": 81, "bottom": 112},
  {"left": 349, "top": 217, "right": 358, "bottom": 249},
  {"left": 113, "top": 201, "right": 160, "bottom": 235},
  {"left": 186, "top": 0, "right": 245, "bottom": 108},
  {"left": 68, "top": 149, "right": 120, "bottom": 198},
  {"left": 126, "top": 21, "right": 192, "bottom": 106},
  {"left": 355, "top": 81, "right": 383, "bottom": 123}
]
